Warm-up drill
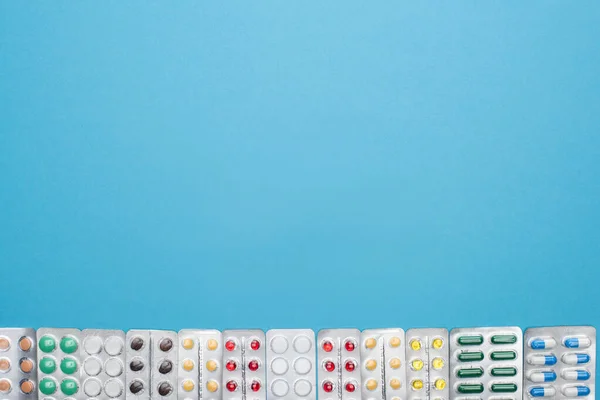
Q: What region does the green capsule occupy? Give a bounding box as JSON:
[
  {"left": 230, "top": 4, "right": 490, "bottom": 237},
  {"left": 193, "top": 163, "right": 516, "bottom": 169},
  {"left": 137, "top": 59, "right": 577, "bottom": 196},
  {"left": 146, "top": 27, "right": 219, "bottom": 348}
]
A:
[
  {"left": 491, "top": 367, "right": 517, "bottom": 376},
  {"left": 457, "top": 384, "right": 484, "bottom": 394},
  {"left": 490, "top": 351, "right": 516, "bottom": 361},
  {"left": 456, "top": 367, "right": 484, "bottom": 378},
  {"left": 60, "top": 336, "right": 78, "bottom": 354},
  {"left": 60, "top": 378, "right": 79, "bottom": 395},
  {"left": 457, "top": 335, "right": 483, "bottom": 346},
  {"left": 60, "top": 357, "right": 78, "bottom": 374},
  {"left": 491, "top": 383, "right": 518, "bottom": 393},
  {"left": 491, "top": 334, "right": 517, "bottom": 344},
  {"left": 457, "top": 351, "right": 484, "bottom": 362},
  {"left": 39, "top": 378, "right": 57, "bottom": 395},
  {"left": 39, "top": 336, "right": 56, "bottom": 353}
]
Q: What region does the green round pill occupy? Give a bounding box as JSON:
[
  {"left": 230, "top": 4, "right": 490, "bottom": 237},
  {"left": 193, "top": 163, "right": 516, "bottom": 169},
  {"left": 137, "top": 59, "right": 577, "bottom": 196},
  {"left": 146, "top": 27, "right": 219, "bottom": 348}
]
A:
[
  {"left": 60, "top": 378, "right": 79, "bottom": 396},
  {"left": 60, "top": 357, "right": 78, "bottom": 374},
  {"left": 39, "top": 378, "right": 57, "bottom": 395},
  {"left": 39, "top": 336, "right": 56, "bottom": 353},
  {"left": 39, "top": 357, "right": 57, "bottom": 374},
  {"left": 60, "top": 336, "right": 78, "bottom": 354}
]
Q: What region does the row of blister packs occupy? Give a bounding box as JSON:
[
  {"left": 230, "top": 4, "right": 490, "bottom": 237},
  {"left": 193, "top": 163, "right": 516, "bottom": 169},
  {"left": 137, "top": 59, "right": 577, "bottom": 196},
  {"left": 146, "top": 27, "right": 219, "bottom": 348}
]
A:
[{"left": 0, "top": 326, "right": 595, "bottom": 400}]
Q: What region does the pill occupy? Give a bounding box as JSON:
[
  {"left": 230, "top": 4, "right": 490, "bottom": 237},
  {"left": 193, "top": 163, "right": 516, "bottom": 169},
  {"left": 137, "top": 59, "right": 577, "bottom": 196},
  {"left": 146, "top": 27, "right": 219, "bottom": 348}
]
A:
[
  {"left": 206, "top": 359, "right": 217, "bottom": 372},
  {"left": 562, "top": 386, "right": 590, "bottom": 397},
  {"left": 457, "top": 335, "right": 483, "bottom": 346},
  {"left": 432, "top": 337, "right": 444, "bottom": 349},
  {"left": 39, "top": 336, "right": 56, "bottom": 353},
  {"left": 60, "top": 378, "right": 79, "bottom": 395},
  {"left": 389, "top": 379, "right": 401, "bottom": 390},
  {"left": 410, "top": 359, "right": 423, "bottom": 371},
  {"left": 456, "top": 367, "right": 483, "bottom": 378},
  {"left": 0, "top": 338, "right": 9, "bottom": 351},
  {"left": 564, "top": 337, "right": 591, "bottom": 349},
  {"left": 18, "top": 337, "right": 32, "bottom": 352},
  {"left": 457, "top": 351, "right": 484, "bottom": 362},
  {"left": 528, "top": 371, "right": 556, "bottom": 382},
  {"left": 105, "top": 358, "right": 123, "bottom": 377},
  {"left": 182, "top": 379, "right": 194, "bottom": 392},
  {"left": 561, "top": 369, "right": 591, "bottom": 381},
  {"left": 365, "top": 338, "right": 377, "bottom": 349},
  {"left": 491, "top": 383, "right": 517, "bottom": 393},
  {"left": 182, "top": 359, "right": 194, "bottom": 371},
  {"left": 84, "top": 378, "right": 102, "bottom": 397},
  {"left": 491, "top": 334, "right": 517, "bottom": 344},
  {"left": 182, "top": 339, "right": 194, "bottom": 350},
  {"left": 60, "top": 357, "right": 78, "bottom": 374},
  {"left": 491, "top": 367, "right": 517, "bottom": 377},
  {"left": 527, "top": 354, "right": 557, "bottom": 365},
  {"left": 129, "top": 380, "right": 144, "bottom": 394},
  {"left": 206, "top": 339, "right": 218, "bottom": 351},
  {"left": 206, "top": 380, "right": 218, "bottom": 392},
  {"left": 366, "top": 359, "right": 377, "bottom": 371},
  {"left": 0, "top": 359, "right": 10, "bottom": 372},
  {"left": 529, "top": 386, "right": 556, "bottom": 397},
  {"left": 40, "top": 357, "right": 57, "bottom": 374},
  {"left": 490, "top": 351, "right": 516, "bottom": 361},
  {"left": 158, "top": 360, "right": 173, "bottom": 374},
  {"left": 159, "top": 338, "right": 173, "bottom": 352},
  {"left": 457, "top": 383, "right": 484, "bottom": 394},
  {"left": 0, "top": 379, "right": 11, "bottom": 393},
  {"left": 105, "top": 379, "right": 123, "bottom": 398},
  {"left": 434, "top": 379, "right": 446, "bottom": 390},
  {"left": 389, "top": 337, "right": 401, "bottom": 348},
  {"left": 530, "top": 338, "right": 556, "bottom": 350},
  {"left": 271, "top": 379, "right": 289, "bottom": 396},
  {"left": 60, "top": 336, "right": 78, "bottom": 354},
  {"left": 129, "top": 359, "right": 144, "bottom": 372},
  {"left": 84, "top": 336, "right": 103, "bottom": 355},
  {"left": 411, "top": 380, "right": 423, "bottom": 390},
  {"left": 431, "top": 357, "right": 444, "bottom": 370},
  {"left": 130, "top": 337, "right": 144, "bottom": 351},
  {"left": 366, "top": 379, "right": 377, "bottom": 391},
  {"left": 389, "top": 357, "right": 401, "bottom": 369},
  {"left": 410, "top": 339, "right": 421, "bottom": 351},
  {"left": 562, "top": 353, "right": 590, "bottom": 365},
  {"left": 20, "top": 358, "right": 34, "bottom": 373},
  {"left": 294, "top": 357, "right": 312, "bottom": 374},
  {"left": 20, "top": 379, "right": 35, "bottom": 394},
  {"left": 294, "top": 379, "right": 312, "bottom": 396},
  {"left": 250, "top": 339, "right": 261, "bottom": 351},
  {"left": 158, "top": 382, "right": 173, "bottom": 396}
]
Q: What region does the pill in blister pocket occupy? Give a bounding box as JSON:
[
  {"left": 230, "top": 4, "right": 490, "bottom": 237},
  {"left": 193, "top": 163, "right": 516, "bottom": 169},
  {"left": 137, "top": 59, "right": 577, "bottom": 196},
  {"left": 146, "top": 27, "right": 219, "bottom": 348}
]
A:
[
  {"left": 562, "top": 353, "right": 591, "bottom": 365},
  {"left": 528, "top": 371, "right": 557, "bottom": 382},
  {"left": 527, "top": 354, "right": 557, "bottom": 365},
  {"left": 530, "top": 338, "right": 557, "bottom": 350},
  {"left": 564, "top": 337, "right": 591, "bottom": 349},
  {"left": 561, "top": 370, "right": 590, "bottom": 381},
  {"left": 529, "top": 386, "right": 556, "bottom": 397},
  {"left": 562, "top": 385, "right": 591, "bottom": 396}
]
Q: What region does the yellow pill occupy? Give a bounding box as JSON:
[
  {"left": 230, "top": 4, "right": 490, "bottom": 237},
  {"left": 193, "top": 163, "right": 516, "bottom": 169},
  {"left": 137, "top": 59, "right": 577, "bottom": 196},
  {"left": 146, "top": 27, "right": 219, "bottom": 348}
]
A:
[
  {"left": 411, "top": 359, "right": 423, "bottom": 371},
  {"left": 183, "top": 359, "right": 194, "bottom": 371},
  {"left": 409, "top": 339, "right": 421, "bottom": 351},
  {"left": 206, "top": 380, "right": 218, "bottom": 392},
  {"left": 206, "top": 360, "right": 218, "bottom": 372},
  {"left": 434, "top": 379, "right": 446, "bottom": 390},
  {"left": 366, "top": 359, "right": 377, "bottom": 371},
  {"left": 389, "top": 358, "right": 401, "bottom": 369},
  {"left": 432, "top": 338, "right": 444, "bottom": 349},
  {"left": 412, "top": 380, "right": 424, "bottom": 390},
  {"left": 365, "top": 338, "right": 377, "bottom": 349},
  {"left": 182, "top": 338, "right": 194, "bottom": 350},
  {"left": 390, "top": 379, "right": 401, "bottom": 390},
  {"left": 207, "top": 339, "right": 218, "bottom": 351},
  {"left": 366, "top": 379, "right": 378, "bottom": 391},
  {"left": 389, "top": 337, "right": 401, "bottom": 348},
  {"left": 182, "top": 380, "right": 195, "bottom": 392},
  {"left": 432, "top": 357, "right": 444, "bottom": 370}
]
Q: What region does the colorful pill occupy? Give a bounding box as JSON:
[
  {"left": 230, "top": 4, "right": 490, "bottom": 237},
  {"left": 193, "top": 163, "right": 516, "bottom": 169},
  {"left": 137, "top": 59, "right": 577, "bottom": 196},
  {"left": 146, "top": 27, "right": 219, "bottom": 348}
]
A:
[
  {"left": 564, "top": 337, "right": 591, "bottom": 349},
  {"left": 527, "top": 354, "right": 557, "bottom": 365},
  {"left": 491, "top": 383, "right": 517, "bottom": 393},
  {"left": 530, "top": 338, "right": 556, "bottom": 350},
  {"left": 457, "top": 384, "right": 484, "bottom": 394},
  {"left": 561, "top": 370, "right": 591, "bottom": 381},
  {"left": 456, "top": 367, "right": 483, "bottom": 378},
  {"left": 491, "top": 367, "right": 517, "bottom": 377},
  {"left": 457, "top": 351, "right": 484, "bottom": 362},
  {"left": 562, "top": 386, "right": 590, "bottom": 397},
  {"left": 562, "top": 353, "right": 590, "bottom": 365},
  {"left": 491, "top": 335, "right": 517, "bottom": 344},
  {"left": 529, "top": 386, "right": 556, "bottom": 397},
  {"left": 490, "top": 351, "right": 516, "bottom": 361},
  {"left": 528, "top": 371, "right": 556, "bottom": 383},
  {"left": 457, "top": 335, "right": 483, "bottom": 346}
]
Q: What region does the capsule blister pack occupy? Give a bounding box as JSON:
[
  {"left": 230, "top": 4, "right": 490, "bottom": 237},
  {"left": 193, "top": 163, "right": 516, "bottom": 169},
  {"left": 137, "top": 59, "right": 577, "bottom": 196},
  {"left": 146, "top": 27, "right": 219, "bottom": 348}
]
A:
[
  {"left": 405, "top": 328, "right": 449, "bottom": 400},
  {"left": 450, "top": 326, "right": 523, "bottom": 400},
  {"left": 0, "top": 328, "right": 37, "bottom": 400},
  {"left": 177, "top": 330, "right": 223, "bottom": 400},
  {"left": 37, "top": 328, "right": 82, "bottom": 400},
  {"left": 126, "top": 330, "right": 178, "bottom": 400},
  {"left": 266, "top": 329, "right": 316, "bottom": 400},
  {"left": 317, "top": 329, "right": 361, "bottom": 400},
  {"left": 523, "top": 326, "right": 595, "bottom": 399},
  {"left": 222, "top": 330, "right": 265, "bottom": 400},
  {"left": 80, "top": 329, "right": 126, "bottom": 400},
  {"left": 360, "top": 328, "right": 405, "bottom": 400}
]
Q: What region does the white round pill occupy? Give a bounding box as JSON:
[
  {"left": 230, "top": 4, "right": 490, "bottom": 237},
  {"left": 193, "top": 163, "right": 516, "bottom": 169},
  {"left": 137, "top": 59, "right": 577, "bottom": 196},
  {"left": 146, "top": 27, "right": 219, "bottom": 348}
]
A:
[
  {"left": 84, "top": 337, "right": 103, "bottom": 355},
  {"left": 293, "top": 335, "right": 312, "bottom": 354},
  {"left": 84, "top": 357, "right": 103, "bottom": 376},
  {"left": 84, "top": 378, "right": 102, "bottom": 397},
  {"left": 294, "top": 379, "right": 312, "bottom": 397},
  {"left": 104, "top": 358, "right": 123, "bottom": 377},
  {"left": 271, "top": 379, "right": 289, "bottom": 397},
  {"left": 104, "top": 379, "right": 123, "bottom": 398},
  {"left": 104, "top": 337, "right": 124, "bottom": 356},
  {"left": 270, "top": 357, "right": 289, "bottom": 375},
  {"left": 293, "top": 357, "right": 312, "bottom": 375},
  {"left": 270, "top": 336, "right": 288, "bottom": 354}
]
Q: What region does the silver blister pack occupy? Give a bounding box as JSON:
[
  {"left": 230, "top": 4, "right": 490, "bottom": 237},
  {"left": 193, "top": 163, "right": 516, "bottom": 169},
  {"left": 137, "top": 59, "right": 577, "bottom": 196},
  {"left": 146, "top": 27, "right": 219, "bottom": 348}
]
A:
[
  {"left": 80, "top": 329, "right": 126, "bottom": 400},
  {"left": 360, "top": 328, "right": 406, "bottom": 400},
  {"left": 317, "top": 329, "right": 361, "bottom": 400},
  {"left": 265, "top": 329, "right": 316, "bottom": 400},
  {"left": 37, "top": 328, "right": 82, "bottom": 400},
  {"left": 0, "top": 328, "right": 38, "bottom": 400},
  {"left": 450, "top": 326, "right": 523, "bottom": 400},
  {"left": 126, "top": 330, "right": 177, "bottom": 400},
  {"left": 405, "top": 328, "right": 449, "bottom": 400},
  {"left": 177, "top": 330, "right": 223, "bottom": 400},
  {"left": 523, "top": 326, "right": 596, "bottom": 399},
  {"left": 222, "top": 330, "right": 265, "bottom": 400}
]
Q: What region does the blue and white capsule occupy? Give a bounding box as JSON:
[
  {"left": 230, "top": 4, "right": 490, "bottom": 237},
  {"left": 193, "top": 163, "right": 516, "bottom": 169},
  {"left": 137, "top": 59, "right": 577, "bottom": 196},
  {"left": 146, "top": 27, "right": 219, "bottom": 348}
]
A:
[
  {"left": 527, "top": 354, "right": 557, "bottom": 366},
  {"left": 562, "top": 369, "right": 591, "bottom": 381},
  {"left": 529, "top": 386, "right": 556, "bottom": 397},
  {"left": 530, "top": 337, "right": 556, "bottom": 350},
  {"left": 562, "top": 385, "right": 591, "bottom": 397},
  {"left": 563, "top": 353, "right": 591, "bottom": 365},
  {"left": 528, "top": 371, "right": 557, "bottom": 383},
  {"left": 564, "top": 336, "right": 591, "bottom": 349}
]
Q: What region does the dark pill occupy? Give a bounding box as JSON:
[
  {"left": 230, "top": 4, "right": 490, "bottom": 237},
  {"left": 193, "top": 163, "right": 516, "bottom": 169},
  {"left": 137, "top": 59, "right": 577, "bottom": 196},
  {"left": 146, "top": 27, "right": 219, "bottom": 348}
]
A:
[
  {"left": 130, "top": 360, "right": 144, "bottom": 372},
  {"left": 129, "top": 380, "right": 144, "bottom": 394},
  {"left": 159, "top": 338, "right": 173, "bottom": 352},
  {"left": 158, "top": 360, "right": 173, "bottom": 374},
  {"left": 130, "top": 337, "right": 144, "bottom": 351},
  {"left": 158, "top": 382, "right": 173, "bottom": 396}
]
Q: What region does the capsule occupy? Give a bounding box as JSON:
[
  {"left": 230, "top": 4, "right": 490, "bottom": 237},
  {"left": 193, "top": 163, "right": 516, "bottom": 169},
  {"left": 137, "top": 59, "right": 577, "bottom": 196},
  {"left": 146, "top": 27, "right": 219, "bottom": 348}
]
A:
[
  {"left": 457, "top": 384, "right": 483, "bottom": 394},
  {"left": 491, "top": 334, "right": 517, "bottom": 344},
  {"left": 456, "top": 367, "right": 483, "bottom": 378},
  {"left": 529, "top": 386, "right": 556, "bottom": 397},
  {"left": 561, "top": 369, "right": 591, "bottom": 381},
  {"left": 491, "top": 367, "right": 517, "bottom": 377},
  {"left": 562, "top": 386, "right": 590, "bottom": 397},
  {"left": 530, "top": 338, "right": 556, "bottom": 350},
  {"left": 563, "top": 337, "right": 591, "bottom": 349},
  {"left": 457, "top": 335, "right": 483, "bottom": 346},
  {"left": 528, "top": 371, "right": 556, "bottom": 383},
  {"left": 527, "top": 354, "right": 557, "bottom": 366},
  {"left": 491, "top": 383, "right": 517, "bottom": 393},
  {"left": 490, "top": 351, "right": 516, "bottom": 361},
  {"left": 457, "top": 351, "right": 484, "bottom": 362},
  {"left": 562, "top": 353, "right": 590, "bottom": 365}
]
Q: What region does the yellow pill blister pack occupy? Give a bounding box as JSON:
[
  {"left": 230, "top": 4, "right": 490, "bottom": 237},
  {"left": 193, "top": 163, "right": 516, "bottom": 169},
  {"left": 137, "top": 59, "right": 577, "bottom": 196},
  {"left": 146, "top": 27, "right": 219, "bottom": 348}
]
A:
[
  {"left": 405, "top": 328, "right": 449, "bottom": 400},
  {"left": 177, "top": 330, "right": 223, "bottom": 400}
]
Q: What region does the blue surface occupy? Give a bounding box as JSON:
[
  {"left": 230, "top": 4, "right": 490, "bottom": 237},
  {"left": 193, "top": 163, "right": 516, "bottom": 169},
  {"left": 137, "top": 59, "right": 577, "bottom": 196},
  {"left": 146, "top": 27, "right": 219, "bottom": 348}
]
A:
[{"left": 1, "top": 1, "right": 599, "bottom": 336}]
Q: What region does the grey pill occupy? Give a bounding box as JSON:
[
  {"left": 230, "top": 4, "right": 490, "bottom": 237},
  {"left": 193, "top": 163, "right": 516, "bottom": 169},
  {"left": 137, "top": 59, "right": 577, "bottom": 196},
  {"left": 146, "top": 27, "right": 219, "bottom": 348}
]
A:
[
  {"left": 130, "top": 337, "right": 144, "bottom": 351},
  {"left": 158, "top": 360, "right": 173, "bottom": 374},
  {"left": 129, "top": 380, "right": 144, "bottom": 394},
  {"left": 158, "top": 382, "right": 172, "bottom": 396}
]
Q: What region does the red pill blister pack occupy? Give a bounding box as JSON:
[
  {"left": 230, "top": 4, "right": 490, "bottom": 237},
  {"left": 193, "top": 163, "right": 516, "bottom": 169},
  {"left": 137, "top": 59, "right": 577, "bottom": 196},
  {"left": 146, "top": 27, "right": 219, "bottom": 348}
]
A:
[
  {"left": 317, "top": 329, "right": 361, "bottom": 400},
  {"left": 222, "top": 330, "right": 266, "bottom": 400}
]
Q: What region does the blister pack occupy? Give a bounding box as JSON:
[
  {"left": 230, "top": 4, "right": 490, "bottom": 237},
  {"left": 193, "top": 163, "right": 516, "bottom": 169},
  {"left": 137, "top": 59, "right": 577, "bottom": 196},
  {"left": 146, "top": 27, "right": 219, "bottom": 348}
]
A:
[
  {"left": 360, "top": 328, "right": 405, "bottom": 400},
  {"left": 126, "top": 330, "right": 177, "bottom": 400},
  {"left": 222, "top": 330, "right": 265, "bottom": 400},
  {"left": 405, "top": 328, "right": 448, "bottom": 400},
  {"left": 177, "top": 330, "right": 223, "bottom": 400},
  {"left": 0, "top": 328, "right": 37, "bottom": 400},
  {"left": 265, "top": 329, "right": 316, "bottom": 400},
  {"left": 450, "top": 327, "right": 523, "bottom": 400},
  {"left": 80, "top": 329, "right": 126, "bottom": 400},
  {"left": 317, "top": 329, "right": 361, "bottom": 400},
  {"left": 524, "top": 326, "right": 595, "bottom": 399},
  {"left": 37, "top": 328, "right": 82, "bottom": 400}
]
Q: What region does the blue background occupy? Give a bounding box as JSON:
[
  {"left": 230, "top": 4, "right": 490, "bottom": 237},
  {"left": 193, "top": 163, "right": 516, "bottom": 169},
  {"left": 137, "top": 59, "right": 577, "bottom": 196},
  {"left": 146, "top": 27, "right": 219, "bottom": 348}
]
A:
[{"left": 1, "top": 0, "right": 599, "bottom": 340}]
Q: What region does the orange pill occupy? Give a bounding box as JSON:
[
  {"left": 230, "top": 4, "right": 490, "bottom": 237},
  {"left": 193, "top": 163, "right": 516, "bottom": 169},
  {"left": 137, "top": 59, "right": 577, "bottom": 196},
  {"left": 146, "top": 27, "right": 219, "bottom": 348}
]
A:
[
  {"left": 0, "top": 338, "right": 9, "bottom": 351},
  {"left": 19, "top": 337, "right": 32, "bottom": 352},
  {"left": 20, "top": 380, "right": 35, "bottom": 394},
  {"left": 0, "top": 379, "right": 11, "bottom": 393},
  {"left": 0, "top": 359, "right": 10, "bottom": 372},
  {"left": 20, "top": 359, "right": 34, "bottom": 373}
]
